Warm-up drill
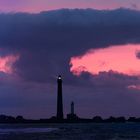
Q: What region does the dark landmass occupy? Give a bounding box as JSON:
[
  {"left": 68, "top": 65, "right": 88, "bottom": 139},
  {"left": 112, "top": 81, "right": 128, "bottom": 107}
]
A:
[{"left": 0, "top": 115, "right": 139, "bottom": 123}]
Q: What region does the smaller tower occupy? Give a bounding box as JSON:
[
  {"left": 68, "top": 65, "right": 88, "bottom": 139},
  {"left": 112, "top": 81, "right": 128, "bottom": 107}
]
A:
[
  {"left": 71, "top": 102, "right": 74, "bottom": 115},
  {"left": 67, "top": 101, "right": 78, "bottom": 120}
]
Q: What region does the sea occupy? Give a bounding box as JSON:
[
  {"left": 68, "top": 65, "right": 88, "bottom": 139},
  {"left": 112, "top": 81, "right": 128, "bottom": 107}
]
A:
[{"left": 0, "top": 123, "right": 140, "bottom": 140}]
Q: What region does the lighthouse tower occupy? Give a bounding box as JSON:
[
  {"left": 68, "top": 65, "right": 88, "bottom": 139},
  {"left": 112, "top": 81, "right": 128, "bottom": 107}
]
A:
[{"left": 56, "top": 75, "right": 64, "bottom": 120}]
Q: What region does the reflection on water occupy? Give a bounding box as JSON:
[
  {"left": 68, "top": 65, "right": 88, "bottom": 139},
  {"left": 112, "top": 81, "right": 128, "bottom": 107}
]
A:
[
  {"left": 0, "top": 123, "right": 140, "bottom": 140},
  {"left": 0, "top": 128, "right": 57, "bottom": 134}
]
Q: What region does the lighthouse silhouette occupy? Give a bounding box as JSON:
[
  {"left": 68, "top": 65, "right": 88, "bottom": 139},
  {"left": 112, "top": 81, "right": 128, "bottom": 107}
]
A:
[{"left": 56, "top": 75, "right": 64, "bottom": 120}]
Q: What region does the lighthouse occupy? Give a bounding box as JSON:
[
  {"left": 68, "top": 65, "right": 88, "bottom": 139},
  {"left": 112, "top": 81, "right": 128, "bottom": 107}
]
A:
[{"left": 56, "top": 75, "right": 64, "bottom": 120}]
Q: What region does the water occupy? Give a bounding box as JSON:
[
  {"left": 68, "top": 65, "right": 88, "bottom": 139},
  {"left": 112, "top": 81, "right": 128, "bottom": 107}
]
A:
[{"left": 0, "top": 123, "right": 140, "bottom": 140}]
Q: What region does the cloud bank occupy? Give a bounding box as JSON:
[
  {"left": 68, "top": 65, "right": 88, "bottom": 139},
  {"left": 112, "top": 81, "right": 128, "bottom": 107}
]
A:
[
  {"left": 0, "top": 9, "right": 140, "bottom": 118},
  {"left": 0, "top": 8, "right": 140, "bottom": 82}
]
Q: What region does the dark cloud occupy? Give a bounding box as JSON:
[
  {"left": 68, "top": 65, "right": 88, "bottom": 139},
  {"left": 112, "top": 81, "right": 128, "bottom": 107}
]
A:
[
  {"left": 135, "top": 50, "right": 140, "bottom": 59},
  {"left": 0, "top": 8, "right": 139, "bottom": 83},
  {"left": 0, "top": 8, "right": 140, "bottom": 118}
]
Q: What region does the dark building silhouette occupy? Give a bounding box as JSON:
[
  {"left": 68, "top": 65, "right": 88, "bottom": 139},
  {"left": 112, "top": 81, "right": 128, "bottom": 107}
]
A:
[
  {"left": 67, "top": 101, "right": 78, "bottom": 120},
  {"left": 92, "top": 116, "right": 103, "bottom": 122},
  {"left": 56, "top": 75, "right": 64, "bottom": 120}
]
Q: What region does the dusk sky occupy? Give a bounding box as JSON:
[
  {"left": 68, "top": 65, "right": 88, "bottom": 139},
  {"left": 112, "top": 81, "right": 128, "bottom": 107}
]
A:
[
  {"left": 0, "top": 0, "right": 140, "bottom": 119},
  {"left": 0, "top": 0, "right": 140, "bottom": 12}
]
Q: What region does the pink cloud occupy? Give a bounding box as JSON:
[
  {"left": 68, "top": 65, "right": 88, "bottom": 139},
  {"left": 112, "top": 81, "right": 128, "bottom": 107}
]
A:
[
  {"left": 127, "top": 85, "right": 140, "bottom": 90},
  {"left": 0, "top": 54, "right": 19, "bottom": 74},
  {"left": 70, "top": 44, "right": 140, "bottom": 76}
]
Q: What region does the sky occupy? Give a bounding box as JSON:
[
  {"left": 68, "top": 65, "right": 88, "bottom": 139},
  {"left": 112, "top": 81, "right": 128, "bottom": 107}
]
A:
[
  {"left": 0, "top": 0, "right": 140, "bottom": 13},
  {"left": 0, "top": 1, "right": 140, "bottom": 119}
]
